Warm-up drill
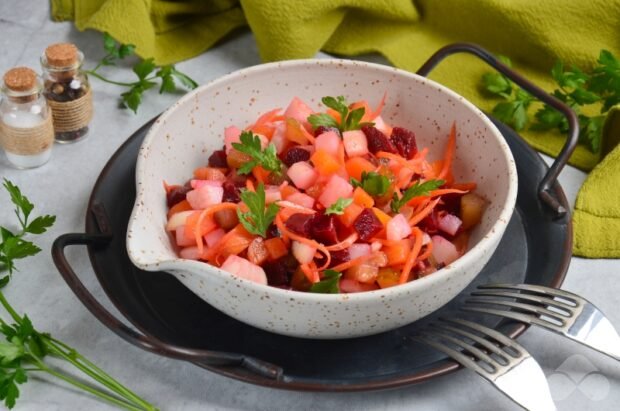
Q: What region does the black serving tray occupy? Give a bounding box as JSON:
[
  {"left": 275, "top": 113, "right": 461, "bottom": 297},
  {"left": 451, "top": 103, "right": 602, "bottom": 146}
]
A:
[{"left": 52, "top": 44, "right": 576, "bottom": 391}]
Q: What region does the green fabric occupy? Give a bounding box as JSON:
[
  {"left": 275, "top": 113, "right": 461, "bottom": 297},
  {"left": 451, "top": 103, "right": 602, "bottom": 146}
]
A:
[{"left": 51, "top": 0, "right": 620, "bottom": 258}]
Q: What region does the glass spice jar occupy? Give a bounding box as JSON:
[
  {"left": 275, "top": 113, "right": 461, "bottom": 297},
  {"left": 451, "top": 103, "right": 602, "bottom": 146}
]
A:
[
  {"left": 0, "top": 67, "right": 54, "bottom": 169},
  {"left": 41, "top": 43, "right": 93, "bottom": 143}
]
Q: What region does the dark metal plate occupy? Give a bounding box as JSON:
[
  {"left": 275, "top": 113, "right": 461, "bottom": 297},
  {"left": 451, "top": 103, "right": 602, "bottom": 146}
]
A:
[{"left": 76, "top": 117, "right": 570, "bottom": 391}]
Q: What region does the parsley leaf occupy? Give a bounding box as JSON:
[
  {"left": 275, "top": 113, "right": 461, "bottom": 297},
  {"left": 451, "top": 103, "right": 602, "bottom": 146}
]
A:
[
  {"left": 391, "top": 179, "right": 445, "bottom": 213},
  {"left": 310, "top": 95, "right": 370, "bottom": 132},
  {"left": 491, "top": 89, "right": 535, "bottom": 131},
  {"left": 237, "top": 184, "right": 280, "bottom": 238},
  {"left": 232, "top": 131, "right": 283, "bottom": 175},
  {"left": 2, "top": 180, "right": 33, "bottom": 229},
  {"left": 325, "top": 198, "right": 353, "bottom": 215},
  {"left": 25, "top": 215, "right": 55, "bottom": 235},
  {"left": 310, "top": 270, "right": 342, "bottom": 294},
  {"left": 307, "top": 113, "right": 339, "bottom": 130},
  {"left": 350, "top": 171, "right": 390, "bottom": 197}
]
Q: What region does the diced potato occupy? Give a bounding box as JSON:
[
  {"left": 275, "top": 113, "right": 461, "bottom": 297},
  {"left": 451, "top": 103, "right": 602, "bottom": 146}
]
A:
[{"left": 460, "top": 193, "right": 487, "bottom": 230}]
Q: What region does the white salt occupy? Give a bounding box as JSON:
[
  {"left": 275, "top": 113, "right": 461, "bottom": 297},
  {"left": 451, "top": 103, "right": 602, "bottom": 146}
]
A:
[{"left": 1, "top": 110, "right": 52, "bottom": 168}]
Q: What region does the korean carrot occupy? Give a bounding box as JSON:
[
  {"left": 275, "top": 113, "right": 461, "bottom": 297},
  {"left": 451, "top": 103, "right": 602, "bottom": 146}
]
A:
[
  {"left": 409, "top": 198, "right": 441, "bottom": 227},
  {"left": 437, "top": 122, "right": 456, "bottom": 180},
  {"left": 192, "top": 203, "right": 239, "bottom": 254},
  {"left": 275, "top": 214, "right": 331, "bottom": 270},
  {"left": 330, "top": 253, "right": 378, "bottom": 272},
  {"left": 399, "top": 228, "right": 423, "bottom": 284},
  {"left": 416, "top": 242, "right": 434, "bottom": 262},
  {"left": 325, "top": 232, "right": 359, "bottom": 251},
  {"left": 167, "top": 199, "right": 192, "bottom": 218}
]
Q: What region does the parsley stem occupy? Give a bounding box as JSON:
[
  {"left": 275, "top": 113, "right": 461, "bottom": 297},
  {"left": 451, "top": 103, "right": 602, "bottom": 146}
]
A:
[
  {"left": 0, "top": 291, "right": 22, "bottom": 324},
  {"left": 30, "top": 355, "right": 145, "bottom": 411},
  {"left": 83, "top": 70, "right": 136, "bottom": 87},
  {"left": 45, "top": 337, "right": 154, "bottom": 409}
]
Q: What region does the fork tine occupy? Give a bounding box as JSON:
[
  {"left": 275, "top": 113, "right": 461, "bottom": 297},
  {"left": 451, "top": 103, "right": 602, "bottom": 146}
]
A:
[
  {"left": 466, "top": 297, "right": 569, "bottom": 322},
  {"left": 412, "top": 335, "right": 489, "bottom": 375},
  {"left": 422, "top": 329, "right": 498, "bottom": 369},
  {"left": 478, "top": 284, "right": 580, "bottom": 304},
  {"left": 431, "top": 322, "right": 509, "bottom": 361},
  {"left": 462, "top": 305, "right": 564, "bottom": 331},
  {"left": 471, "top": 290, "right": 574, "bottom": 311},
  {"left": 439, "top": 318, "right": 526, "bottom": 356}
]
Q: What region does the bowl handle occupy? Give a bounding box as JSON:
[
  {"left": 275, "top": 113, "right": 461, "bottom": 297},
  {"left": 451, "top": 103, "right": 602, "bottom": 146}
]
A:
[
  {"left": 51, "top": 232, "right": 283, "bottom": 380},
  {"left": 416, "top": 43, "right": 579, "bottom": 218}
]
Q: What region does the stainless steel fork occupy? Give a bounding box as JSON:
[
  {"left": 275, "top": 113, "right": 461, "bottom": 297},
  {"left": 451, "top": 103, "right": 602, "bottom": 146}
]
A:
[
  {"left": 464, "top": 284, "right": 620, "bottom": 361},
  {"left": 414, "top": 318, "right": 556, "bottom": 411}
]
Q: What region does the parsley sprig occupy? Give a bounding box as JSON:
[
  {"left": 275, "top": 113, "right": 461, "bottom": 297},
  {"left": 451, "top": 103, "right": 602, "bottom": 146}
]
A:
[
  {"left": 84, "top": 33, "right": 198, "bottom": 113},
  {"left": 308, "top": 96, "right": 373, "bottom": 132},
  {"left": 325, "top": 198, "right": 353, "bottom": 215},
  {"left": 231, "top": 131, "right": 283, "bottom": 175},
  {"left": 310, "top": 270, "right": 342, "bottom": 294},
  {"left": 237, "top": 183, "right": 280, "bottom": 238},
  {"left": 482, "top": 50, "right": 620, "bottom": 152},
  {"left": 350, "top": 171, "right": 390, "bottom": 197},
  {"left": 0, "top": 180, "right": 156, "bottom": 410},
  {"left": 390, "top": 179, "right": 445, "bottom": 213}
]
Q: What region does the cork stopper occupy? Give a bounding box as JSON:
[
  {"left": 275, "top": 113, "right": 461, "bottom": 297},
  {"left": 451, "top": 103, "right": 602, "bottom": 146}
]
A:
[
  {"left": 45, "top": 43, "right": 78, "bottom": 68},
  {"left": 3, "top": 67, "right": 37, "bottom": 92}
]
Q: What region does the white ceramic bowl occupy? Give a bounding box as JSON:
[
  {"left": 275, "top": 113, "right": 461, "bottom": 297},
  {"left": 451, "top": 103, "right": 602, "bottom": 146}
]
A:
[{"left": 127, "top": 59, "right": 517, "bottom": 339}]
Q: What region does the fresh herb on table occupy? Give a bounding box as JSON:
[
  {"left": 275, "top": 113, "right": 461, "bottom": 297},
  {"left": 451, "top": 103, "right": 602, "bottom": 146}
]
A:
[
  {"left": 309, "top": 270, "right": 342, "bottom": 294},
  {"left": 84, "top": 32, "right": 198, "bottom": 113},
  {"left": 351, "top": 171, "right": 390, "bottom": 197},
  {"left": 231, "top": 131, "right": 283, "bottom": 175},
  {"left": 308, "top": 96, "right": 373, "bottom": 132},
  {"left": 390, "top": 179, "right": 445, "bottom": 213},
  {"left": 237, "top": 183, "right": 280, "bottom": 238},
  {"left": 0, "top": 179, "right": 157, "bottom": 410},
  {"left": 482, "top": 50, "right": 620, "bottom": 152},
  {"left": 325, "top": 198, "right": 353, "bottom": 215}
]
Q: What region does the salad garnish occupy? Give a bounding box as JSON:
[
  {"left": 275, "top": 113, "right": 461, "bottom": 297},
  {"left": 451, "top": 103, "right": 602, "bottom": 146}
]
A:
[
  {"left": 351, "top": 171, "right": 391, "bottom": 197},
  {"left": 237, "top": 183, "right": 280, "bottom": 238},
  {"left": 325, "top": 198, "right": 353, "bottom": 216},
  {"left": 308, "top": 96, "right": 373, "bottom": 132},
  {"left": 232, "top": 131, "right": 283, "bottom": 175},
  {"left": 390, "top": 179, "right": 445, "bottom": 213},
  {"left": 309, "top": 269, "right": 342, "bottom": 294}
]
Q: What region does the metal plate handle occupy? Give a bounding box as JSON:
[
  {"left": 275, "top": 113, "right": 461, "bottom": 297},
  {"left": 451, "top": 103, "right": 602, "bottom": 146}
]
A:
[
  {"left": 51, "top": 232, "right": 283, "bottom": 380},
  {"left": 417, "top": 43, "right": 579, "bottom": 218}
]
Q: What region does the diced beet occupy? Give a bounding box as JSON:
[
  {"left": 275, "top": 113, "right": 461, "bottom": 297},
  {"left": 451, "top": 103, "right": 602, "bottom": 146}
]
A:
[
  {"left": 282, "top": 146, "right": 311, "bottom": 167},
  {"left": 285, "top": 213, "right": 314, "bottom": 237},
  {"left": 353, "top": 208, "right": 383, "bottom": 242},
  {"left": 314, "top": 126, "right": 341, "bottom": 138},
  {"left": 222, "top": 181, "right": 241, "bottom": 203},
  {"left": 438, "top": 192, "right": 463, "bottom": 215},
  {"left": 166, "top": 185, "right": 191, "bottom": 207},
  {"left": 362, "top": 125, "right": 397, "bottom": 154},
  {"left": 419, "top": 209, "right": 441, "bottom": 235},
  {"left": 334, "top": 217, "right": 352, "bottom": 241},
  {"left": 330, "top": 249, "right": 350, "bottom": 267},
  {"left": 391, "top": 127, "right": 418, "bottom": 159},
  {"left": 311, "top": 213, "right": 338, "bottom": 245},
  {"left": 262, "top": 259, "right": 290, "bottom": 286},
  {"left": 208, "top": 150, "right": 228, "bottom": 168},
  {"left": 266, "top": 223, "right": 280, "bottom": 239}
]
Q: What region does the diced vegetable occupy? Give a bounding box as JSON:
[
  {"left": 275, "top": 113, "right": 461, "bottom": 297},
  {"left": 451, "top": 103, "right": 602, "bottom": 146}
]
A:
[
  {"left": 287, "top": 161, "right": 318, "bottom": 190},
  {"left": 377, "top": 267, "right": 400, "bottom": 288},
  {"left": 248, "top": 237, "right": 269, "bottom": 266},
  {"left": 264, "top": 185, "right": 282, "bottom": 204},
  {"left": 349, "top": 243, "right": 371, "bottom": 260},
  {"left": 315, "top": 130, "right": 341, "bottom": 156},
  {"left": 166, "top": 210, "right": 194, "bottom": 231},
  {"left": 194, "top": 167, "right": 227, "bottom": 181},
  {"left": 345, "top": 263, "right": 379, "bottom": 284},
  {"left": 342, "top": 130, "right": 369, "bottom": 157},
  {"left": 384, "top": 239, "right": 411, "bottom": 266},
  {"left": 220, "top": 255, "right": 268, "bottom": 285},
  {"left": 431, "top": 235, "right": 459, "bottom": 265},
  {"left": 460, "top": 193, "right": 486, "bottom": 229},
  {"left": 337, "top": 202, "right": 363, "bottom": 227},
  {"left": 284, "top": 97, "right": 314, "bottom": 130},
  {"left": 353, "top": 187, "right": 374, "bottom": 208},
  {"left": 286, "top": 192, "right": 315, "bottom": 209},
  {"left": 264, "top": 237, "right": 288, "bottom": 261},
  {"left": 186, "top": 185, "right": 224, "bottom": 209},
  {"left": 176, "top": 225, "right": 196, "bottom": 247},
  {"left": 224, "top": 126, "right": 242, "bottom": 153},
  {"left": 292, "top": 240, "right": 316, "bottom": 264},
  {"left": 386, "top": 213, "right": 412, "bottom": 241},
  {"left": 311, "top": 149, "right": 341, "bottom": 175},
  {"left": 345, "top": 157, "right": 375, "bottom": 181},
  {"left": 318, "top": 175, "right": 353, "bottom": 208},
  {"left": 438, "top": 213, "right": 462, "bottom": 236},
  {"left": 179, "top": 246, "right": 201, "bottom": 260},
  {"left": 204, "top": 228, "right": 225, "bottom": 248},
  {"left": 339, "top": 278, "right": 379, "bottom": 293}
]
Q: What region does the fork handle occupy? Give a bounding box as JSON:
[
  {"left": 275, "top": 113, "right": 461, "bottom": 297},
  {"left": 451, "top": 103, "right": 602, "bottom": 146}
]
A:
[{"left": 417, "top": 43, "right": 579, "bottom": 218}]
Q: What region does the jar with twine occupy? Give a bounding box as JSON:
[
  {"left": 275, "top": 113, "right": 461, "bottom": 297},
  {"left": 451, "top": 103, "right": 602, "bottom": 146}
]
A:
[
  {"left": 41, "top": 43, "right": 93, "bottom": 143},
  {"left": 0, "top": 67, "right": 54, "bottom": 169}
]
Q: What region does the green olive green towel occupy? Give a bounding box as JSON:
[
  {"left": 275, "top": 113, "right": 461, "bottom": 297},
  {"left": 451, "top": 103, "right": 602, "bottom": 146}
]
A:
[{"left": 51, "top": 0, "right": 620, "bottom": 258}]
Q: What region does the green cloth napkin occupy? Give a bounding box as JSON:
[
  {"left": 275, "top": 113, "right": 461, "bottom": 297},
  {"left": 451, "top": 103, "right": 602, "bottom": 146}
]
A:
[{"left": 51, "top": 0, "right": 620, "bottom": 257}]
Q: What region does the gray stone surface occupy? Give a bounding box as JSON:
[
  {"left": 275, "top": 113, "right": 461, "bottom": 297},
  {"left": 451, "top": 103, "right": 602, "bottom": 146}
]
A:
[{"left": 0, "top": 2, "right": 618, "bottom": 410}]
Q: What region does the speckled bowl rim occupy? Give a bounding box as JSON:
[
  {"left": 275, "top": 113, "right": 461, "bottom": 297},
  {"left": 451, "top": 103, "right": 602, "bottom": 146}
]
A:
[{"left": 129, "top": 58, "right": 518, "bottom": 304}]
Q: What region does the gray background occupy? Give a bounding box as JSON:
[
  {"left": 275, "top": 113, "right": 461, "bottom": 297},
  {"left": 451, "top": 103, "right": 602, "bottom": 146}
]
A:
[{"left": 0, "top": 2, "right": 618, "bottom": 410}]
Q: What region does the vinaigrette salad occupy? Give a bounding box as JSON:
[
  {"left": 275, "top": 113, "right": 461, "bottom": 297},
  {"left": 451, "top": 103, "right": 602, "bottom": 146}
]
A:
[{"left": 164, "top": 95, "right": 486, "bottom": 293}]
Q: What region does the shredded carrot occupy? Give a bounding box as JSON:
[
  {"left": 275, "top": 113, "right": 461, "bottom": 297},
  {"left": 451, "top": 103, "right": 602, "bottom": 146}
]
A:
[
  {"left": 253, "top": 108, "right": 282, "bottom": 127},
  {"left": 438, "top": 122, "right": 456, "bottom": 180},
  {"left": 409, "top": 198, "right": 441, "bottom": 227},
  {"left": 399, "top": 228, "right": 423, "bottom": 284},
  {"left": 203, "top": 223, "right": 252, "bottom": 261},
  {"left": 245, "top": 179, "right": 255, "bottom": 192},
  {"left": 370, "top": 92, "right": 387, "bottom": 120},
  {"left": 330, "top": 252, "right": 378, "bottom": 272},
  {"left": 450, "top": 182, "right": 477, "bottom": 191},
  {"left": 300, "top": 263, "right": 320, "bottom": 283},
  {"left": 377, "top": 150, "right": 427, "bottom": 171},
  {"left": 276, "top": 201, "right": 316, "bottom": 215},
  {"left": 167, "top": 199, "right": 192, "bottom": 219},
  {"left": 416, "top": 241, "right": 434, "bottom": 262},
  {"left": 429, "top": 188, "right": 468, "bottom": 197},
  {"left": 194, "top": 203, "right": 239, "bottom": 254},
  {"left": 275, "top": 214, "right": 331, "bottom": 270},
  {"left": 325, "top": 232, "right": 359, "bottom": 251}
]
